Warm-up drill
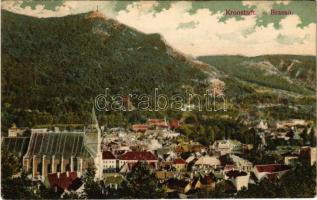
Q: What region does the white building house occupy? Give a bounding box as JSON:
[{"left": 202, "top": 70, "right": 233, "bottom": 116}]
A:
[
  {"left": 8, "top": 124, "right": 24, "bottom": 137},
  {"left": 225, "top": 170, "right": 250, "bottom": 191},
  {"left": 194, "top": 155, "right": 220, "bottom": 168},
  {"left": 118, "top": 151, "right": 158, "bottom": 170},
  {"left": 230, "top": 155, "right": 253, "bottom": 172},
  {"left": 102, "top": 151, "right": 117, "bottom": 172},
  {"left": 212, "top": 140, "right": 232, "bottom": 155},
  {"left": 253, "top": 164, "right": 290, "bottom": 181}
]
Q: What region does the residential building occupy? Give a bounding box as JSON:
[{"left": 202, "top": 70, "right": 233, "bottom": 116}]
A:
[
  {"left": 230, "top": 155, "right": 253, "bottom": 172},
  {"left": 173, "top": 158, "right": 186, "bottom": 171},
  {"left": 8, "top": 124, "right": 24, "bottom": 137},
  {"left": 253, "top": 164, "right": 290, "bottom": 181},
  {"left": 212, "top": 140, "right": 232, "bottom": 155},
  {"left": 283, "top": 154, "right": 299, "bottom": 166},
  {"left": 118, "top": 151, "right": 158, "bottom": 169},
  {"left": 148, "top": 119, "right": 168, "bottom": 129},
  {"left": 194, "top": 155, "right": 221, "bottom": 168},
  {"left": 225, "top": 170, "right": 250, "bottom": 191},
  {"left": 102, "top": 151, "right": 117, "bottom": 172},
  {"left": 131, "top": 124, "right": 148, "bottom": 133}
]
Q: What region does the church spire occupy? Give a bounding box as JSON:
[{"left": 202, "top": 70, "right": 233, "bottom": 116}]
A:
[{"left": 91, "top": 105, "right": 99, "bottom": 128}]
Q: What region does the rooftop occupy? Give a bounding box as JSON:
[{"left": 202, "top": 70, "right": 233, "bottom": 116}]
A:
[
  {"left": 255, "top": 164, "right": 290, "bottom": 173},
  {"left": 118, "top": 151, "right": 157, "bottom": 161},
  {"left": 102, "top": 151, "right": 116, "bottom": 160}
]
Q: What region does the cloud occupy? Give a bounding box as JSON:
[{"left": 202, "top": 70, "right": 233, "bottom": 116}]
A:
[
  {"left": 1, "top": 1, "right": 117, "bottom": 18},
  {"left": 177, "top": 21, "right": 199, "bottom": 30},
  {"left": 1, "top": 1, "right": 315, "bottom": 56},
  {"left": 115, "top": 1, "right": 315, "bottom": 56},
  {"left": 243, "top": 1, "right": 290, "bottom": 16}
]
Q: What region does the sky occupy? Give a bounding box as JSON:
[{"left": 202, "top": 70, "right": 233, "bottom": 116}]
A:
[{"left": 1, "top": 1, "right": 316, "bottom": 56}]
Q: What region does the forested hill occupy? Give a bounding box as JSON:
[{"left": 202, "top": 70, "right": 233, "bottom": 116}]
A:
[
  {"left": 2, "top": 10, "right": 315, "bottom": 132},
  {"left": 198, "top": 55, "right": 316, "bottom": 94},
  {"left": 1, "top": 10, "right": 208, "bottom": 129}
]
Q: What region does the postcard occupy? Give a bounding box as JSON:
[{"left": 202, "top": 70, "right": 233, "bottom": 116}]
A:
[{"left": 1, "top": 0, "right": 316, "bottom": 199}]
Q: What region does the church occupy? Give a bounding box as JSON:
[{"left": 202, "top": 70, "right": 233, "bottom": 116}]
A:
[{"left": 22, "top": 107, "right": 104, "bottom": 181}]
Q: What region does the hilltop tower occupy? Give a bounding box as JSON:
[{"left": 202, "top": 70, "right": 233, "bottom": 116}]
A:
[{"left": 85, "top": 5, "right": 106, "bottom": 20}]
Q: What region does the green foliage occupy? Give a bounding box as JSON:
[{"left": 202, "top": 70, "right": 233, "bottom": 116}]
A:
[
  {"left": 236, "top": 164, "right": 316, "bottom": 198},
  {"left": 199, "top": 55, "right": 315, "bottom": 93},
  {"left": 1, "top": 149, "right": 41, "bottom": 199},
  {"left": 236, "top": 178, "right": 281, "bottom": 198},
  {"left": 198, "top": 180, "right": 234, "bottom": 198},
  {"left": 81, "top": 164, "right": 105, "bottom": 199},
  {"left": 125, "top": 162, "right": 165, "bottom": 198},
  {"left": 1, "top": 148, "right": 21, "bottom": 180},
  {"left": 178, "top": 111, "right": 248, "bottom": 146},
  {"left": 309, "top": 128, "right": 316, "bottom": 147},
  {"left": 278, "top": 164, "right": 316, "bottom": 197},
  {"left": 300, "top": 127, "right": 309, "bottom": 145},
  {"left": 1, "top": 10, "right": 207, "bottom": 130},
  {"left": 61, "top": 191, "right": 82, "bottom": 199},
  {"left": 38, "top": 183, "right": 64, "bottom": 199}
]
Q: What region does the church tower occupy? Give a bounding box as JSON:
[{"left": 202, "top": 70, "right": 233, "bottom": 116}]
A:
[
  {"left": 84, "top": 106, "right": 103, "bottom": 180},
  {"left": 92, "top": 106, "right": 103, "bottom": 180}
]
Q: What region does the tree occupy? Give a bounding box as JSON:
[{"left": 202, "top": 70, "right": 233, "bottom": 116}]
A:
[
  {"left": 236, "top": 164, "right": 317, "bottom": 198},
  {"left": 61, "top": 191, "right": 82, "bottom": 199},
  {"left": 300, "top": 127, "right": 309, "bottom": 145},
  {"left": 206, "top": 180, "right": 234, "bottom": 198},
  {"left": 309, "top": 128, "right": 316, "bottom": 147},
  {"left": 125, "top": 162, "right": 165, "bottom": 198},
  {"left": 236, "top": 178, "right": 280, "bottom": 198},
  {"left": 1, "top": 148, "right": 21, "bottom": 180},
  {"left": 1, "top": 149, "right": 40, "bottom": 199},
  {"left": 81, "top": 164, "right": 105, "bottom": 199},
  {"left": 279, "top": 164, "right": 316, "bottom": 197},
  {"left": 286, "top": 129, "right": 294, "bottom": 140},
  {"left": 38, "top": 183, "right": 64, "bottom": 199}
]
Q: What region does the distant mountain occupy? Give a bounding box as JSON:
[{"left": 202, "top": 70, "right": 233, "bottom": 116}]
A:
[
  {"left": 1, "top": 10, "right": 208, "bottom": 129},
  {"left": 198, "top": 55, "right": 316, "bottom": 94},
  {"left": 197, "top": 55, "right": 316, "bottom": 125},
  {"left": 1, "top": 10, "right": 315, "bottom": 131}
]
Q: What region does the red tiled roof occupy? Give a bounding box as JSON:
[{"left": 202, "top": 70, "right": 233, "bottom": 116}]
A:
[
  {"left": 102, "top": 151, "right": 116, "bottom": 160},
  {"left": 169, "top": 119, "right": 180, "bottom": 129},
  {"left": 174, "top": 158, "right": 186, "bottom": 164},
  {"left": 224, "top": 164, "right": 237, "bottom": 171},
  {"left": 118, "top": 151, "right": 157, "bottom": 161},
  {"left": 132, "top": 124, "right": 148, "bottom": 132},
  {"left": 148, "top": 119, "right": 165, "bottom": 123},
  {"left": 255, "top": 164, "right": 290, "bottom": 173},
  {"left": 48, "top": 171, "right": 78, "bottom": 190},
  {"left": 148, "top": 119, "right": 168, "bottom": 127}
]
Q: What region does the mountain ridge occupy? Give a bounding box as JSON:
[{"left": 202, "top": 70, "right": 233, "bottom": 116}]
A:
[
  {"left": 1, "top": 10, "right": 315, "bottom": 131},
  {"left": 1, "top": 10, "right": 208, "bottom": 129}
]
